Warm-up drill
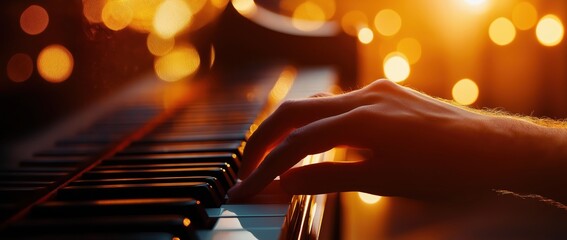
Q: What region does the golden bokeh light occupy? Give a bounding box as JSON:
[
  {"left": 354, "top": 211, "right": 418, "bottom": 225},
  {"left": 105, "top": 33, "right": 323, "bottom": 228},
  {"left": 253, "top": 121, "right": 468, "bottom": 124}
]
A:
[
  {"left": 20, "top": 5, "right": 49, "bottom": 35},
  {"left": 153, "top": 0, "right": 192, "bottom": 39},
  {"left": 383, "top": 52, "right": 410, "bottom": 83},
  {"left": 232, "top": 0, "right": 257, "bottom": 16},
  {"left": 291, "top": 1, "right": 326, "bottom": 32},
  {"left": 83, "top": 0, "right": 106, "bottom": 23},
  {"left": 464, "top": 0, "right": 486, "bottom": 6},
  {"left": 37, "top": 45, "right": 74, "bottom": 83},
  {"left": 396, "top": 37, "right": 421, "bottom": 64},
  {"left": 374, "top": 9, "right": 402, "bottom": 37},
  {"left": 536, "top": 14, "right": 564, "bottom": 47},
  {"left": 154, "top": 46, "right": 200, "bottom": 82},
  {"left": 182, "top": 218, "right": 191, "bottom": 227},
  {"left": 357, "top": 27, "right": 374, "bottom": 44},
  {"left": 488, "top": 17, "right": 516, "bottom": 46},
  {"left": 341, "top": 11, "right": 367, "bottom": 36},
  {"left": 512, "top": 2, "right": 537, "bottom": 31},
  {"left": 7, "top": 53, "right": 33, "bottom": 83},
  {"left": 212, "top": 0, "right": 229, "bottom": 9},
  {"left": 210, "top": 45, "right": 216, "bottom": 68},
  {"left": 125, "top": 0, "right": 163, "bottom": 33},
  {"left": 358, "top": 192, "right": 381, "bottom": 204},
  {"left": 147, "top": 33, "right": 175, "bottom": 56},
  {"left": 452, "top": 78, "right": 479, "bottom": 105},
  {"left": 281, "top": 0, "right": 335, "bottom": 20},
  {"left": 102, "top": 0, "right": 133, "bottom": 31}
]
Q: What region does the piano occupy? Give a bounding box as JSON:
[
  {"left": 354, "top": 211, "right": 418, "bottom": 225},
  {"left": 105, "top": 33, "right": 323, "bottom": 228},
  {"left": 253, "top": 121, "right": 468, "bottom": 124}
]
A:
[{"left": 0, "top": 1, "right": 355, "bottom": 239}]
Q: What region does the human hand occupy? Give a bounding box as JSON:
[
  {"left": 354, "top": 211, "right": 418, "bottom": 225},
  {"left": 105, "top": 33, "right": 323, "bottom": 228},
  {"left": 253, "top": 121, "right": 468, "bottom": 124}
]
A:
[{"left": 228, "top": 79, "right": 567, "bottom": 201}]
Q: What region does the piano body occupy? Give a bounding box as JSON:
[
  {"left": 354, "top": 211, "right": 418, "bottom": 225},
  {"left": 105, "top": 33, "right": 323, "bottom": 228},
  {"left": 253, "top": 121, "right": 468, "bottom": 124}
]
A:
[{"left": 0, "top": 1, "right": 355, "bottom": 239}]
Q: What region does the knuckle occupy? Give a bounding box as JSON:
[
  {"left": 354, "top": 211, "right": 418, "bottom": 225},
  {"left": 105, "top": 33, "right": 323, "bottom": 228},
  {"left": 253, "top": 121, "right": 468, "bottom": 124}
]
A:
[
  {"left": 275, "top": 100, "right": 298, "bottom": 116},
  {"left": 367, "top": 79, "right": 398, "bottom": 92}
]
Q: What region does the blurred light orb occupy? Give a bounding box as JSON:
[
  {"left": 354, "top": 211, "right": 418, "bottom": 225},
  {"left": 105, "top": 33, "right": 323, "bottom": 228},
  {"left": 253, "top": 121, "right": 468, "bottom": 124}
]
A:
[
  {"left": 396, "top": 37, "right": 422, "bottom": 64},
  {"left": 291, "top": 1, "right": 326, "bottom": 32},
  {"left": 489, "top": 17, "right": 516, "bottom": 46},
  {"left": 383, "top": 53, "right": 410, "bottom": 83},
  {"left": 464, "top": 0, "right": 486, "bottom": 6},
  {"left": 512, "top": 2, "right": 537, "bottom": 31},
  {"left": 153, "top": 0, "right": 192, "bottom": 38},
  {"left": 20, "top": 5, "right": 49, "bottom": 35},
  {"left": 357, "top": 27, "right": 374, "bottom": 44},
  {"left": 358, "top": 192, "right": 381, "bottom": 204},
  {"left": 154, "top": 46, "right": 200, "bottom": 82},
  {"left": 452, "top": 78, "right": 479, "bottom": 105},
  {"left": 37, "top": 45, "right": 74, "bottom": 83},
  {"left": 7, "top": 53, "right": 34, "bottom": 83},
  {"left": 83, "top": 0, "right": 106, "bottom": 23},
  {"left": 147, "top": 33, "right": 175, "bottom": 56},
  {"left": 102, "top": 0, "right": 133, "bottom": 31},
  {"left": 374, "top": 9, "right": 401, "bottom": 37},
  {"left": 536, "top": 14, "right": 564, "bottom": 47},
  {"left": 232, "top": 0, "right": 256, "bottom": 16},
  {"left": 341, "top": 10, "right": 367, "bottom": 36}
]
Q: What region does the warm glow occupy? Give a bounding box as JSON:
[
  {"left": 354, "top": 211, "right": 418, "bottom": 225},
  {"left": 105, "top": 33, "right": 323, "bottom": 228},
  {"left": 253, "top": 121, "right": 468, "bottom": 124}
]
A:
[
  {"left": 147, "top": 33, "right": 175, "bottom": 56},
  {"left": 83, "top": 0, "right": 106, "bottom": 23},
  {"left": 489, "top": 17, "right": 516, "bottom": 46},
  {"left": 183, "top": 218, "right": 191, "bottom": 227},
  {"left": 154, "top": 46, "right": 200, "bottom": 82},
  {"left": 37, "top": 45, "right": 74, "bottom": 83},
  {"left": 357, "top": 27, "right": 374, "bottom": 44},
  {"left": 102, "top": 0, "right": 133, "bottom": 31},
  {"left": 211, "top": 0, "right": 229, "bottom": 9},
  {"left": 374, "top": 9, "right": 401, "bottom": 37},
  {"left": 536, "top": 14, "right": 564, "bottom": 47},
  {"left": 20, "top": 5, "right": 49, "bottom": 35},
  {"left": 210, "top": 45, "right": 216, "bottom": 68},
  {"left": 153, "top": 0, "right": 192, "bottom": 38},
  {"left": 341, "top": 11, "right": 367, "bottom": 36},
  {"left": 7, "top": 53, "right": 33, "bottom": 83},
  {"left": 452, "top": 78, "right": 479, "bottom": 105},
  {"left": 512, "top": 2, "right": 537, "bottom": 31},
  {"left": 268, "top": 68, "right": 296, "bottom": 104},
  {"left": 125, "top": 0, "right": 163, "bottom": 33},
  {"left": 358, "top": 192, "right": 381, "bottom": 204},
  {"left": 464, "top": 0, "right": 485, "bottom": 6},
  {"left": 291, "top": 1, "right": 326, "bottom": 32},
  {"left": 383, "top": 53, "right": 410, "bottom": 83},
  {"left": 396, "top": 38, "right": 421, "bottom": 64},
  {"left": 232, "top": 0, "right": 256, "bottom": 16}
]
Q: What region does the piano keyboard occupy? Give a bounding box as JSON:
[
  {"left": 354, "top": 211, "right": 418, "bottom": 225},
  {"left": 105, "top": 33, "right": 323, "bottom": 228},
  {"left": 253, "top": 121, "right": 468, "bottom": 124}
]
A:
[{"left": 0, "top": 67, "right": 338, "bottom": 240}]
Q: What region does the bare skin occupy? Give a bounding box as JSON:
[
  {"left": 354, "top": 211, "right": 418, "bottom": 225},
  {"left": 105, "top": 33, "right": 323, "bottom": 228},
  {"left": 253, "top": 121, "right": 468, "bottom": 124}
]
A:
[{"left": 227, "top": 79, "right": 567, "bottom": 204}]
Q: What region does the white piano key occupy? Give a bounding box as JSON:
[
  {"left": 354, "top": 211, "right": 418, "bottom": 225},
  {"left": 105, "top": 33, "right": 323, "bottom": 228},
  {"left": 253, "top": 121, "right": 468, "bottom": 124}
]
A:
[
  {"left": 206, "top": 204, "right": 289, "bottom": 218},
  {"left": 196, "top": 216, "right": 284, "bottom": 240},
  {"left": 196, "top": 228, "right": 281, "bottom": 240}
]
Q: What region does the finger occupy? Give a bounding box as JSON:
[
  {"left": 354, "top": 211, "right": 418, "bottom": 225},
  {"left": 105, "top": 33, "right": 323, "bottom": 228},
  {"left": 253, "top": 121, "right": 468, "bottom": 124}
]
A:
[
  {"left": 280, "top": 161, "right": 366, "bottom": 194},
  {"left": 309, "top": 92, "right": 334, "bottom": 98},
  {"left": 240, "top": 92, "right": 358, "bottom": 178},
  {"left": 229, "top": 110, "right": 362, "bottom": 200}
]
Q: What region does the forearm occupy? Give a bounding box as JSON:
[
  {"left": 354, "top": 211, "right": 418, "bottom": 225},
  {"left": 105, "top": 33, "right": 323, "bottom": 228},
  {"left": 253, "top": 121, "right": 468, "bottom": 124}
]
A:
[{"left": 486, "top": 115, "right": 567, "bottom": 205}]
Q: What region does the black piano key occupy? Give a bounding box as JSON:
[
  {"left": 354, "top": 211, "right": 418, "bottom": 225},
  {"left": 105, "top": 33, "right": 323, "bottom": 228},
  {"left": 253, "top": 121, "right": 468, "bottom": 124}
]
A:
[
  {"left": 8, "top": 232, "right": 176, "bottom": 240},
  {"left": 0, "top": 187, "right": 43, "bottom": 203},
  {"left": 103, "top": 153, "right": 241, "bottom": 172},
  {"left": 0, "top": 172, "right": 68, "bottom": 181},
  {"left": 19, "top": 158, "right": 84, "bottom": 168},
  {"left": 70, "top": 176, "right": 226, "bottom": 199},
  {"left": 0, "top": 181, "right": 54, "bottom": 188},
  {"left": 57, "top": 182, "right": 222, "bottom": 207},
  {"left": 81, "top": 167, "right": 233, "bottom": 191},
  {"left": 34, "top": 145, "right": 106, "bottom": 157},
  {"left": 152, "top": 123, "right": 251, "bottom": 132},
  {"left": 94, "top": 162, "right": 237, "bottom": 182},
  {"left": 6, "top": 215, "right": 195, "bottom": 239},
  {"left": 118, "top": 141, "right": 243, "bottom": 157},
  {"left": 138, "top": 132, "right": 248, "bottom": 143}
]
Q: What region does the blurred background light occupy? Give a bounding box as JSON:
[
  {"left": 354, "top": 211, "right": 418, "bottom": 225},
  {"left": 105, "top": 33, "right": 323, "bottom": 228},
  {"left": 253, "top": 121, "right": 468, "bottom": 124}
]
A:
[
  {"left": 536, "top": 14, "right": 564, "bottom": 47},
  {"left": 396, "top": 37, "right": 421, "bottom": 64},
  {"left": 357, "top": 27, "right": 373, "bottom": 44},
  {"left": 291, "top": 1, "right": 326, "bottom": 31},
  {"left": 358, "top": 192, "right": 381, "bottom": 204},
  {"left": 82, "top": 0, "right": 106, "bottom": 23},
  {"left": 7, "top": 53, "right": 34, "bottom": 83},
  {"left": 374, "top": 9, "right": 401, "bottom": 37},
  {"left": 20, "top": 5, "right": 49, "bottom": 35},
  {"left": 154, "top": 46, "right": 200, "bottom": 82},
  {"left": 383, "top": 52, "right": 410, "bottom": 83},
  {"left": 232, "top": 0, "right": 257, "bottom": 16},
  {"left": 341, "top": 10, "right": 367, "bottom": 36},
  {"left": 153, "top": 0, "right": 192, "bottom": 38},
  {"left": 464, "top": 0, "right": 486, "bottom": 6},
  {"left": 452, "top": 78, "right": 479, "bottom": 105},
  {"left": 101, "top": 0, "right": 134, "bottom": 31},
  {"left": 512, "top": 2, "right": 538, "bottom": 31},
  {"left": 37, "top": 45, "right": 74, "bottom": 83},
  {"left": 489, "top": 17, "right": 516, "bottom": 46},
  {"left": 147, "top": 33, "right": 175, "bottom": 56}
]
